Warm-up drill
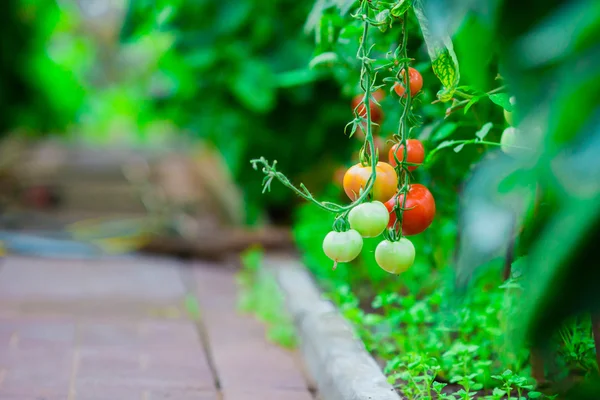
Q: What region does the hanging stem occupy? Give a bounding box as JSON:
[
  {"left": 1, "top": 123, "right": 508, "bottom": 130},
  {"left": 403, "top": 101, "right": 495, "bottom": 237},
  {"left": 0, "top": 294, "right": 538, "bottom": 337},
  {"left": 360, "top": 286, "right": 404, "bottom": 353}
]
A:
[
  {"left": 389, "top": 11, "right": 412, "bottom": 241},
  {"left": 250, "top": 0, "right": 380, "bottom": 217}
]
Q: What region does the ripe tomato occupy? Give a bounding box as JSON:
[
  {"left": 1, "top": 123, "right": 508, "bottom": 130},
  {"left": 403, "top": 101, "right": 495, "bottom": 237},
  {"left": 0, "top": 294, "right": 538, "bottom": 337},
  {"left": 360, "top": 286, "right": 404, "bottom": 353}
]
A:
[
  {"left": 375, "top": 238, "right": 415, "bottom": 274},
  {"left": 393, "top": 67, "right": 423, "bottom": 98},
  {"left": 388, "top": 139, "right": 425, "bottom": 171},
  {"left": 343, "top": 162, "right": 398, "bottom": 203},
  {"left": 351, "top": 89, "right": 385, "bottom": 124},
  {"left": 348, "top": 201, "right": 389, "bottom": 238},
  {"left": 385, "top": 184, "right": 435, "bottom": 236},
  {"left": 322, "top": 229, "right": 363, "bottom": 268}
]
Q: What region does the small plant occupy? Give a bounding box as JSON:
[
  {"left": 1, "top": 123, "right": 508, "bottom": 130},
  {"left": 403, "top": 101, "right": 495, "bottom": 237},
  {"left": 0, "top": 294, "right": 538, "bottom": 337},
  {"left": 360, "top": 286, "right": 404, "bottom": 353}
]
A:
[{"left": 236, "top": 246, "right": 297, "bottom": 349}]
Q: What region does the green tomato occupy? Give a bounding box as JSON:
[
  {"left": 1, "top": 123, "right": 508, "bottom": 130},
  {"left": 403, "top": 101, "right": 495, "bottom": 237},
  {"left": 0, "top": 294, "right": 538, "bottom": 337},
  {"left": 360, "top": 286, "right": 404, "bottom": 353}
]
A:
[
  {"left": 348, "top": 201, "right": 389, "bottom": 238},
  {"left": 375, "top": 238, "right": 415, "bottom": 274},
  {"left": 500, "top": 127, "right": 520, "bottom": 157},
  {"left": 322, "top": 229, "right": 363, "bottom": 269}
]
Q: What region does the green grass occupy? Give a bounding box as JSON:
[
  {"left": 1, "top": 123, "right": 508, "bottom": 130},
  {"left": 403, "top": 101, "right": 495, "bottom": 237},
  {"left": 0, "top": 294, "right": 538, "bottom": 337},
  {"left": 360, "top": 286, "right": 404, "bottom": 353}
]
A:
[{"left": 236, "top": 246, "right": 298, "bottom": 349}]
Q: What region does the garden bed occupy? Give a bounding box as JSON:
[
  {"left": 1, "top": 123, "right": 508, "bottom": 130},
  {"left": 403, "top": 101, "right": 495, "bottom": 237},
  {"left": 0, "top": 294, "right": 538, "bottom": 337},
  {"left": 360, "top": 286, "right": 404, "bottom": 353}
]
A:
[{"left": 246, "top": 242, "right": 595, "bottom": 400}]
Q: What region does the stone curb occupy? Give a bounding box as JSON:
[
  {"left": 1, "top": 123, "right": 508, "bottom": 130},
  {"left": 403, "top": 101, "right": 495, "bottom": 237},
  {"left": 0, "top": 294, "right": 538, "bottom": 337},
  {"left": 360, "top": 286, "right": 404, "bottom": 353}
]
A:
[{"left": 263, "top": 254, "right": 402, "bottom": 400}]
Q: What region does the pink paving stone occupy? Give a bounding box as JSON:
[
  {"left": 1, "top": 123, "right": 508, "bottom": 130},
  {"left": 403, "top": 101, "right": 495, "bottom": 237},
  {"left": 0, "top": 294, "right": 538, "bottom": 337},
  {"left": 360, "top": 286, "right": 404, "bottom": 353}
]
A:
[
  {"left": 78, "top": 320, "right": 200, "bottom": 348},
  {"left": 0, "top": 256, "right": 186, "bottom": 302},
  {"left": 192, "top": 265, "right": 312, "bottom": 393},
  {"left": 222, "top": 389, "right": 315, "bottom": 400}
]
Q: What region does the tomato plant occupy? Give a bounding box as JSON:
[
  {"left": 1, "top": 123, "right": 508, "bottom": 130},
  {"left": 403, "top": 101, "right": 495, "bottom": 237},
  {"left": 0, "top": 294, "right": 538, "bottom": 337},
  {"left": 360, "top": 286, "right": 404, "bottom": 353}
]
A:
[
  {"left": 388, "top": 139, "right": 425, "bottom": 171},
  {"left": 343, "top": 162, "right": 397, "bottom": 202},
  {"left": 385, "top": 184, "right": 436, "bottom": 236}
]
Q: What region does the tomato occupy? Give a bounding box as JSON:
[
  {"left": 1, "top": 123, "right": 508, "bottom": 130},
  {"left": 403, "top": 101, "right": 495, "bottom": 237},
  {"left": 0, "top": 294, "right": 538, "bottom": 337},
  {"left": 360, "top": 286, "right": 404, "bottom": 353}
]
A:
[
  {"left": 385, "top": 184, "right": 435, "bottom": 236},
  {"left": 343, "top": 162, "right": 398, "bottom": 202},
  {"left": 351, "top": 89, "right": 385, "bottom": 124},
  {"left": 393, "top": 67, "right": 423, "bottom": 98},
  {"left": 375, "top": 238, "right": 415, "bottom": 274},
  {"left": 388, "top": 139, "right": 425, "bottom": 171},
  {"left": 348, "top": 201, "right": 389, "bottom": 238},
  {"left": 322, "top": 229, "right": 363, "bottom": 268},
  {"left": 500, "top": 127, "right": 524, "bottom": 158}
]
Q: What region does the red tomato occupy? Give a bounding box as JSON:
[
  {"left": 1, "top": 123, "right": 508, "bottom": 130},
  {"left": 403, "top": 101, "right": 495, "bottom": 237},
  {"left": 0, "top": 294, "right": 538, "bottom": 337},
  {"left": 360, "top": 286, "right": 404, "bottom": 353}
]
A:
[
  {"left": 393, "top": 67, "right": 423, "bottom": 98},
  {"left": 388, "top": 139, "right": 425, "bottom": 171},
  {"left": 343, "top": 162, "right": 397, "bottom": 203},
  {"left": 385, "top": 184, "right": 435, "bottom": 235},
  {"left": 351, "top": 89, "right": 385, "bottom": 124}
]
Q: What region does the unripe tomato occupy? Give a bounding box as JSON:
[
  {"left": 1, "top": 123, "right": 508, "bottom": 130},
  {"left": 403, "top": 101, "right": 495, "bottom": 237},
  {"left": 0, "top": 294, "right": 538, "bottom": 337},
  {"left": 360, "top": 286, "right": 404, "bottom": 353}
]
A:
[
  {"left": 385, "top": 184, "right": 435, "bottom": 236},
  {"left": 500, "top": 127, "right": 523, "bottom": 158},
  {"left": 322, "top": 229, "right": 363, "bottom": 267},
  {"left": 348, "top": 201, "right": 389, "bottom": 238},
  {"left": 351, "top": 89, "right": 385, "bottom": 124},
  {"left": 388, "top": 139, "right": 425, "bottom": 171},
  {"left": 375, "top": 238, "right": 415, "bottom": 274},
  {"left": 343, "top": 162, "right": 398, "bottom": 203},
  {"left": 393, "top": 67, "right": 423, "bottom": 98}
]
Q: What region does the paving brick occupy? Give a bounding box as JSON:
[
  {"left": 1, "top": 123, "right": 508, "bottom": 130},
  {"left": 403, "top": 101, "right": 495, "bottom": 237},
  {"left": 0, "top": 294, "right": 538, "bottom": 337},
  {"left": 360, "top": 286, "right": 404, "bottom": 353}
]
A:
[
  {"left": 222, "top": 389, "right": 314, "bottom": 400},
  {"left": 0, "top": 256, "right": 186, "bottom": 303},
  {"left": 192, "top": 265, "right": 311, "bottom": 392}
]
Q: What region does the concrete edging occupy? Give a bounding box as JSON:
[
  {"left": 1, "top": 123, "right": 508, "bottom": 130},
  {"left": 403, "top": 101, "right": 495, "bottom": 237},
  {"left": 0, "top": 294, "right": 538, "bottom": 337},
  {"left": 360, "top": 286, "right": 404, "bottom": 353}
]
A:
[{"left": 263, "top": 254, "right": 401, "bottom": 400}]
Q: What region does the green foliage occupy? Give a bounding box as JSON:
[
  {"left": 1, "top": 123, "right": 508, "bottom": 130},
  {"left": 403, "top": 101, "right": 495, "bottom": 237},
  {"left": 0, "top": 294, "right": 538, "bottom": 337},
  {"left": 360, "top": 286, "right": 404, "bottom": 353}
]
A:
[
  {"left": 290, "top": 0, "right": 600, "bottom": 398},
  {"left": 236, "top": 247, "right": 297, "bottom": 349}
]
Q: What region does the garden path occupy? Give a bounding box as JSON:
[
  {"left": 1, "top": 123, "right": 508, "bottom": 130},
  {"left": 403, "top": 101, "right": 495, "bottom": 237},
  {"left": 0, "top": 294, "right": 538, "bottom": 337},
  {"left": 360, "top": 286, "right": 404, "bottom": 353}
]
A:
[{"left": 0, "top": 254, "right": 315, "bottom": 400}]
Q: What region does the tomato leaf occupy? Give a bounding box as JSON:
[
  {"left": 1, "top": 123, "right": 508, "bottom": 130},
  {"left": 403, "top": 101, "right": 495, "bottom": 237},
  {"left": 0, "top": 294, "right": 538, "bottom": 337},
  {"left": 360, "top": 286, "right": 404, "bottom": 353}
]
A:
[
  {"left": 463, "top": 96, "right": 482, "bottom": 114},
  {"left": 308, "top": 52, "right": 339, "bottom": 69},
  {"left": 475, "top": 122, "right": 493, "bottom": 140},
  {"left": 390, "top": 0, "right": 411, "bottom": 18},
  {"left": 432, "top": 122, "right": 458, "bottom": 141},
  {"left": 489, "top": 93, "right": 514, "bottom": 112},
  {"left": 453, "top": 143, "right": 465, "bottom": 153},
  {"left": 435, "top": 140, "right": 456, "bottom": 150},
  {"left": 229, "top": 60, "right": 275, "bottom": 113},
  {"left": 413, "top": 0, "right": 460, "bottom": 102}
]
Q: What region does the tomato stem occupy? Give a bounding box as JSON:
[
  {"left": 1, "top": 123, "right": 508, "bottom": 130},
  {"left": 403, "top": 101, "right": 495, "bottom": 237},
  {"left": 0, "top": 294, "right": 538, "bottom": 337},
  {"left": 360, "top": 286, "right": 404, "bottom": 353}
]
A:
[
  {"left": 251, "top": 1, "right": 381, "bottom": 217},
  {"left": 389, "top": 11, "right": 412, "bottom": 241}
]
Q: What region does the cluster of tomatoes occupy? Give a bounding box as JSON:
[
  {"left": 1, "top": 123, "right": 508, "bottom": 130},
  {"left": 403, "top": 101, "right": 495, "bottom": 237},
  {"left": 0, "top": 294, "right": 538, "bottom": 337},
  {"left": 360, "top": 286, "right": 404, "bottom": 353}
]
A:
[{"left": 324, "top": 68, "right": 436, "bottom": 274}]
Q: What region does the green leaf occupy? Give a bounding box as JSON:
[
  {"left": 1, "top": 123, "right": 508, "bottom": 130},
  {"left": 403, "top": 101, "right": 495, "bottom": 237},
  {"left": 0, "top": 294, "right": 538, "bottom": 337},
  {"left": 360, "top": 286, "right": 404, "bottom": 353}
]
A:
[
  {"left": 475, "top": 122, "right": 493, "bottom": 140},
  {"left": 432, "top": 122, "right": 458, "bottom": 141},
  {"left": 390, "top": 0, "right": 411, "bottom": 18},
  {"left": 454, "top": 143, "right": 465, "bottom": 152},
  {"left": 528, "top": 391, "right": 542, "bottom": 398},
  {"left": 275, "top": 68, "right": 325, "bottom": 88},
  {"left": 229, "top": 60, "right": 275, "bottom": 113},
  {"left": 413, "top": 0, "right": 460, "bottom": 102},
  {"left": 435, "top": 140, "right": 456, "bottom": 150},
  {"left": 308, "top": 52, "right": 339, "bottom": 69},
  {"left": 463, "top": 96, "right": 483, "bottom": 114},
  {"left": 489, "top": 93, "right": 514, "bottom": 111}
]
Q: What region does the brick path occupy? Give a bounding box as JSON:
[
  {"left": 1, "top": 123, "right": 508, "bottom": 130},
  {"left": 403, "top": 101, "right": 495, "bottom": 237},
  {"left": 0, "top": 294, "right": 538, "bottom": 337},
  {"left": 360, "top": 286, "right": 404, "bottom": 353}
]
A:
[{"left": 0, "top": 255, "right": 315, "bottom": 400}]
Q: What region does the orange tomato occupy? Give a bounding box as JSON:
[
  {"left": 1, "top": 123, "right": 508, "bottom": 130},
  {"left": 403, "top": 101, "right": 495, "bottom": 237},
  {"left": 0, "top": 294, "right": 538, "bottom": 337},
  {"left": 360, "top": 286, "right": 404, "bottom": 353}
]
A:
[
  {"left": 388, "top": 139, "right": 425, "bottom": 171},
  {"left": 343, "top": 162, "right": 398, "bottom": 202},
  {"left": 385, "top": 184, "right": 435, "bottom": 235},
  {"left": 350, "top": 89, "right": 386, "bottom": 124},
  {"left": 393, "top": 67, "right": 423, "bottom": 98}
]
